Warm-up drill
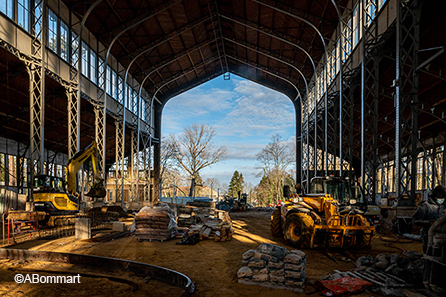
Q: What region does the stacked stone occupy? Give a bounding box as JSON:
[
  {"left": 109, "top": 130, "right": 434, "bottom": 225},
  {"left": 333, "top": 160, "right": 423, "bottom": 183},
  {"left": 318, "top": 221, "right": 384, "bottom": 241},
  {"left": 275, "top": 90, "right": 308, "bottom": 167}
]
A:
[
  {"left": 237, "top": 243, "right": 306, "bottom": 292},
  {"left": 134, "top": 205, "right": 177, "bottom": 241}
]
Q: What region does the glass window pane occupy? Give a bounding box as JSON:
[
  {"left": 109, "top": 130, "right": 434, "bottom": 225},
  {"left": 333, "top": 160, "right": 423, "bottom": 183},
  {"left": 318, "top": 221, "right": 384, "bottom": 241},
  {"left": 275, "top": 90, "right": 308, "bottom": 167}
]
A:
[
  {"left": 112, "top": 71, "right": 117, "bottom": 98},
  {"left": 353, "top": 5, "right": 359, "bottom": 47},
  {"left": 48, "top": 10, "right": 58, "bottom": 53},
  {"left": 18, "top": 0, "right": 30, "bottom": 32},
  {"left": 81, "top": 41, "right": 89, "bottom": 78},
  {"left": 0, "top": 0, "right": 14, "bottom": 19},
  {"left": 126, "top": 84, "right": 131, "bottom": 108},
  {"left": 60, "top": 21, "right": 69, "bottom": 62},
  {"left": 90, "top": 50, "right": 97, "bottom": 83},
  {"left": 106, "top": 66, "right": 112, "bottom": 95}
]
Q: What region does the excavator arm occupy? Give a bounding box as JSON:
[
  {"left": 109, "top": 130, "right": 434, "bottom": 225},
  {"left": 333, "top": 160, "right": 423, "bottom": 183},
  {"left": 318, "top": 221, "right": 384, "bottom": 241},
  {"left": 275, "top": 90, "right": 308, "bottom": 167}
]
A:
[{"left": 67, "top": 142, "right": 106, "bottom": 198}]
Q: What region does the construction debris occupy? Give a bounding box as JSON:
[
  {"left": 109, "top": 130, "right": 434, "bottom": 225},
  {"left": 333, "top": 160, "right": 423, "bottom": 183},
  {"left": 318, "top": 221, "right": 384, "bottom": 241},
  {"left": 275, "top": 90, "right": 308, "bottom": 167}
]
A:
[
  {"left": 237, "top": 243, "right": 306, "bottom": 292},
  {"left": 169, "top": 204, "right": 226, "bottom": 227},
  {"left": 176, "top": 215, "right": 233, "bottom": 243},
  {"left": 315, "top": 276, "right": 372, "bottom": 296},
  {"left": 214, "top": 221, "right": 233, "bottom": 242},
  {"left": 354, "top": 251, "right": 423, "bottom": 286},
  {"left": 134, "top": 205, "right": 177, "bottom": 241},
  {"left": 318, "top": 251, "right": 424, "bottom": 296}
]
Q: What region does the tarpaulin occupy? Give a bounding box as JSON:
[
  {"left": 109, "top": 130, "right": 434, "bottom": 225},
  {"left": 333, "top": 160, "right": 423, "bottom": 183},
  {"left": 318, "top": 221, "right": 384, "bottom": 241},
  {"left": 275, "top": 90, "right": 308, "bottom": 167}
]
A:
[{"left": 314, "top": 276, "right": 372, "bottom": 296}]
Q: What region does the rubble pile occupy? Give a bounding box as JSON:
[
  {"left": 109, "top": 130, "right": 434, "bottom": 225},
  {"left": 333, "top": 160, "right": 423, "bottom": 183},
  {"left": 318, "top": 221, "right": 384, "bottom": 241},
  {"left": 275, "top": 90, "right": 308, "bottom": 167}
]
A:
[
  {"left": 172, "top": 205, "right": 226, "bottom": 227},
  {"left": 134, "top": 205, "right": 177, "bottom": 241},
  {"left": 237, "top": 243, "right": 306, "bottom": 292},
  {"left": 177, "top": 216, "right": 233, "bottom": 244}
]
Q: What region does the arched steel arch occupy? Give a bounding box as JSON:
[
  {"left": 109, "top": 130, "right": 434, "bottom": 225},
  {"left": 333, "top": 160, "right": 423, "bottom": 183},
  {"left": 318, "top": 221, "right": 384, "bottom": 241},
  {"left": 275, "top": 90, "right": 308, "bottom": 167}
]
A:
[{"left": 218, "top": 13, "right": 321, "bottom": 184}]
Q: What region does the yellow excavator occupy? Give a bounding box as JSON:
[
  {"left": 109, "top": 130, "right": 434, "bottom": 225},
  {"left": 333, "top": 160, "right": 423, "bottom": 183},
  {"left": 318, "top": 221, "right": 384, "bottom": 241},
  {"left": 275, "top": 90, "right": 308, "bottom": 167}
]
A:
[{"left": 32, "top": 142, "right": 106, "bottom": 226}]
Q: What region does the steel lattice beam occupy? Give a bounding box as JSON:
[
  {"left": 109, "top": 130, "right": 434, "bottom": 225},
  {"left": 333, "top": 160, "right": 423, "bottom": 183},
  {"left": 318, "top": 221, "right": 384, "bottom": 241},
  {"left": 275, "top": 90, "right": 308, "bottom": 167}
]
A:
[
  {"left": 361, "top": 0, "right": 382, "bottom": 201},
  {"left": 28, "top": 0, "right": 47, "bottom": 202},
  {"left": 395, "top": 0, "right": 420, "bottom": 204},
  {"left": 115, "top": 120, "right": 125, "bottom": 204}
]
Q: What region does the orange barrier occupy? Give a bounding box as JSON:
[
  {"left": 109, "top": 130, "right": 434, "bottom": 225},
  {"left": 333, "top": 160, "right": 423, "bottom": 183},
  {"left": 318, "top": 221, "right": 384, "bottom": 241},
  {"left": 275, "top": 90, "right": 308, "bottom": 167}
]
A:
[{"left": 2, "top": 211, "right": 40, "bottom": 245}]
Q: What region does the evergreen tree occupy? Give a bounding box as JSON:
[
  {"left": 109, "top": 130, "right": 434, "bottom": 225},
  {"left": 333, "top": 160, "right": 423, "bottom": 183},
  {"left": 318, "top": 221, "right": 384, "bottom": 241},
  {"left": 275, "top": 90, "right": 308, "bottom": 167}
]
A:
[{"left": 228, "top": 170, "right": 244, "bottom": 198}]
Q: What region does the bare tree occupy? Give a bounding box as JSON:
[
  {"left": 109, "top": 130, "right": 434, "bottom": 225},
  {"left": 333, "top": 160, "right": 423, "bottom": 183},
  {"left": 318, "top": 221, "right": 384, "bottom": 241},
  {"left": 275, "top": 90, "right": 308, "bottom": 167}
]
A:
[
  {"left": 166, "top": 124, "right": 227, "bottom": 197},
  {"left": 256, "top": 134, "right": 295, "bottom": 204},
  {"left": 160, "top": 137, "right": 180, "bottom": 191}
]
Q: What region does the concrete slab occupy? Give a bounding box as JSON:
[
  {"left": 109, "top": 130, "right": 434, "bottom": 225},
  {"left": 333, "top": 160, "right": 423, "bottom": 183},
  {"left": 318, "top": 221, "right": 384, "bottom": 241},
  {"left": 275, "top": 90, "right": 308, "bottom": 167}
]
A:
[
  {"left": 75, "top": 218, "right": 91, "bottom": 239},
  {"left": 112, "top": 221, "right": 125, "bottom": 232}
]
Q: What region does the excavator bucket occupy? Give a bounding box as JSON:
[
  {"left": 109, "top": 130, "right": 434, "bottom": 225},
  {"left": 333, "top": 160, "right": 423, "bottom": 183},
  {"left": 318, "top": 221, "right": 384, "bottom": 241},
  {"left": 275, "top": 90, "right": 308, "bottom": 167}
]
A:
[{"left": 86, "top": 182, "right": 107, "bottom": 198}]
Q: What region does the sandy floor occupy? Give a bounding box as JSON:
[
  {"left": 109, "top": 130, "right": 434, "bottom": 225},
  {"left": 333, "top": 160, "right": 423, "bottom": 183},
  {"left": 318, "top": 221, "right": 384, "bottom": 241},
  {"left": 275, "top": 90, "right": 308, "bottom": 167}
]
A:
[{"left": 0, "top": 210, "right": 423, "bottom": 296}]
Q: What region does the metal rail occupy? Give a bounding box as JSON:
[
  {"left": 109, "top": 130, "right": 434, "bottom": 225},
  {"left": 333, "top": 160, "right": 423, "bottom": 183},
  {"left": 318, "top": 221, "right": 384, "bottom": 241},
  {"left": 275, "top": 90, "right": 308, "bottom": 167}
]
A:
[{"left": 0, "top": 248, "right": 195, "bottom": 295}]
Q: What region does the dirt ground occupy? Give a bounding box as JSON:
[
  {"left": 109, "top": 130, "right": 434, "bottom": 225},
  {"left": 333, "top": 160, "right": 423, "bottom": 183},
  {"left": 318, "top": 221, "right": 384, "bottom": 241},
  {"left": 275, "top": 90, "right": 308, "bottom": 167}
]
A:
[{"left": 0, "top": 210, "right": 424, "bottom": 296}]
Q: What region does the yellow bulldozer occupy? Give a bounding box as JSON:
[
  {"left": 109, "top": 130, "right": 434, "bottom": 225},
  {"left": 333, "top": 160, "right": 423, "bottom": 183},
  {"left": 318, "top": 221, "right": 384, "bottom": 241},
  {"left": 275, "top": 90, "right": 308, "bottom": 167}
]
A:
[
  {"left": 31, "top": 142, "right": 106, "bottom": 226},
  {"left": 271, "top": 176, "right": 375, "bottom": 249}
]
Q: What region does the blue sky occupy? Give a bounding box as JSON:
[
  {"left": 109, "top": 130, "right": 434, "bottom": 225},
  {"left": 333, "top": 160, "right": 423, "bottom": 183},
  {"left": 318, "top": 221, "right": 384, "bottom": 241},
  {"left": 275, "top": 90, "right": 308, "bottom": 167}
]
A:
[{"left": 161, "top": 74, "right": 295, "bottom": 188}]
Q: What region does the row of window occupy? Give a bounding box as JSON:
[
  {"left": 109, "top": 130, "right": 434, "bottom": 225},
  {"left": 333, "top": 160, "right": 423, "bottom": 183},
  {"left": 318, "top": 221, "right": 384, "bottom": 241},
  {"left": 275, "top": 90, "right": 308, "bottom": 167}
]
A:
[
  {"left": 306, "top": 0, "right": 388, "bottom": 114},
  {"left": 0, "top": 0, "right": 149, "bottom": 121},
  {"left": 0, "top": 153, "right": 66, "bottom": 187},
  {"left": 302, "top": 145, "right": 445, "bottom": 193}
]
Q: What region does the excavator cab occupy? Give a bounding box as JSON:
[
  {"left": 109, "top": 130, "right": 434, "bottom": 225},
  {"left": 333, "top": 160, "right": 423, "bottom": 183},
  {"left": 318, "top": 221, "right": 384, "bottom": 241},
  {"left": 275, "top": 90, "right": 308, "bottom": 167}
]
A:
[
  {"left": 33, "top": 175, "right": 80, "bottom": 216},
  {"left": 34, "top": 175, "right": 66, "bottom": 194}
]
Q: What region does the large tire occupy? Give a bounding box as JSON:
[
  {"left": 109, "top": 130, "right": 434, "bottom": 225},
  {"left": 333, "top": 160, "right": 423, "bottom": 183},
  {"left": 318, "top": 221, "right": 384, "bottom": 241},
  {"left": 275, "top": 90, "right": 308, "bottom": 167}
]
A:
[
  {"left": 284, "top": 214, "right": 311, "bottom": 248},
  {"left": 271, "top": 208, "right": 282, "bottom": 237}
]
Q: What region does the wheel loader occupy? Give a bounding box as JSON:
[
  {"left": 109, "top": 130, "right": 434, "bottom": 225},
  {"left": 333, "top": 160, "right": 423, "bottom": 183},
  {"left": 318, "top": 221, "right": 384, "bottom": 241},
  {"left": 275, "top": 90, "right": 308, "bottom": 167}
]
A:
[{"left": 271, "top": 176, "right": 375, "bottom": 249}]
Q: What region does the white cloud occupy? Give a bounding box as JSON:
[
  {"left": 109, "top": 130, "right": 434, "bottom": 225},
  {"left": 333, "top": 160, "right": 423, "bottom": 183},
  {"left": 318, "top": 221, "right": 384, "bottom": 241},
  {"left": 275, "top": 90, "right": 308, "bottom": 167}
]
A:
[
  {"left": 223, "top": 142, "right": 264, "bottom": 160},
  {"left": 163, "top": 86, "right": 235, "bottom": 119},
  {"left": 215, "top": 79, "right": 295, "bottom": 137}
]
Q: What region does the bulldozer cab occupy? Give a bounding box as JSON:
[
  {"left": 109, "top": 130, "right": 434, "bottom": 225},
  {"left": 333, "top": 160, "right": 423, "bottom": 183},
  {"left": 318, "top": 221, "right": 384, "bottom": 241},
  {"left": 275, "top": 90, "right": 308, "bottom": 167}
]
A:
[{"left": 309, "top": 176, "right": 365, "bottom": 206}]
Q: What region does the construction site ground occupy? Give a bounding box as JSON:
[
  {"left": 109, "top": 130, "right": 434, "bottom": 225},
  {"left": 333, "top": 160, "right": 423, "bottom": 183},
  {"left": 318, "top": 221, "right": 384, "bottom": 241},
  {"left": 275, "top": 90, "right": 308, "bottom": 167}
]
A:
[{"left": 0, "top": 210, "right": 423, "bottom": 296}]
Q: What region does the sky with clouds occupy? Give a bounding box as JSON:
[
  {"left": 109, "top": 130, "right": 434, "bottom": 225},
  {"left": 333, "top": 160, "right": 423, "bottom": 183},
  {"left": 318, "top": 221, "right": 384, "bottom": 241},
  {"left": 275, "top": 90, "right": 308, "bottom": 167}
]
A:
[{"left": 162, "top": 74, "right": 296, "bottom": 188}]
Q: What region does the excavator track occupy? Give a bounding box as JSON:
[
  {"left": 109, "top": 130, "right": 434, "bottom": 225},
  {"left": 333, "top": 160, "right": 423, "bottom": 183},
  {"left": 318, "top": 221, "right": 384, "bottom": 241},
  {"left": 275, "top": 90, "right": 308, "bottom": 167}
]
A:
[{"left": 46, "top": 215, "right": 77, "bottom": 227}]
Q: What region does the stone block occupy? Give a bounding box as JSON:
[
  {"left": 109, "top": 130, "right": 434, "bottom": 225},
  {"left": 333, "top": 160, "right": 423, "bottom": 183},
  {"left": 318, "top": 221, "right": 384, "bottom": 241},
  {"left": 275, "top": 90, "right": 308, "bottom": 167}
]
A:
[
  {"left": 75, "top": 218, "right": 91, "bottom": 239},
  {"left": 113, "top": 221, "right": 125, "bottom": 232}
]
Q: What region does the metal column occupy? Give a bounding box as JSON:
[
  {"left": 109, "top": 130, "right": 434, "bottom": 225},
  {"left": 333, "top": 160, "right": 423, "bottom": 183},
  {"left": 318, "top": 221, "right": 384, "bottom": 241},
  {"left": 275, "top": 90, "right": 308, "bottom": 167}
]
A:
[
  {"left": 95, "top": 54, "right": 106, "bottom": 176},
  {"left": 130, "top": 81, "right": 141, "bottom": 205},
  {"left": 141, "top": 133, "right": 151, "bottom": 203},
  {"left": 115, "top": 119, "right": 125, "bottom": 204},
  {"left": 361, "top": 0, "right": 381, "bottom": 201},
  {"left": 28, "top": 0, "right": 47, "bottom": 201},
  {"left": 395, "top": 0, "right": 420, "bottom": 204},
  {"left": 340, "top": 20, "right": 355, "bottom": 180},
  {"left": 301, "top": 92, "right": 310, "bottom": 192}
]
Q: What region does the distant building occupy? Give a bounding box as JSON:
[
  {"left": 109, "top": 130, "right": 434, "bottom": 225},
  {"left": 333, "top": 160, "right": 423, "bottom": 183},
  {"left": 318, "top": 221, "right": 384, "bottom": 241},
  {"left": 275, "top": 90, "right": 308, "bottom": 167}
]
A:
[{"left": 162, "top": 185, "right": 219, "bottom": 200}]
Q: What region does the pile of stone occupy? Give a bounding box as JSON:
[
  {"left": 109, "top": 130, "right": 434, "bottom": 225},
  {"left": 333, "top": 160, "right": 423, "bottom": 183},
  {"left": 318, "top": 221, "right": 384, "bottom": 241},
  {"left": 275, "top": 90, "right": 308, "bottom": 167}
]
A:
[
  {"left": 134, "top": 205, "right": 177, "bottom": 241},
  {"left": 171, "top": 204, "right": 226, "bottom": 227},
  {"left": 237, "top": 243, "right": 306, "bottom": 292},
  {"left": 179, "top": 216, "right": 233, "bottom": 242}
]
